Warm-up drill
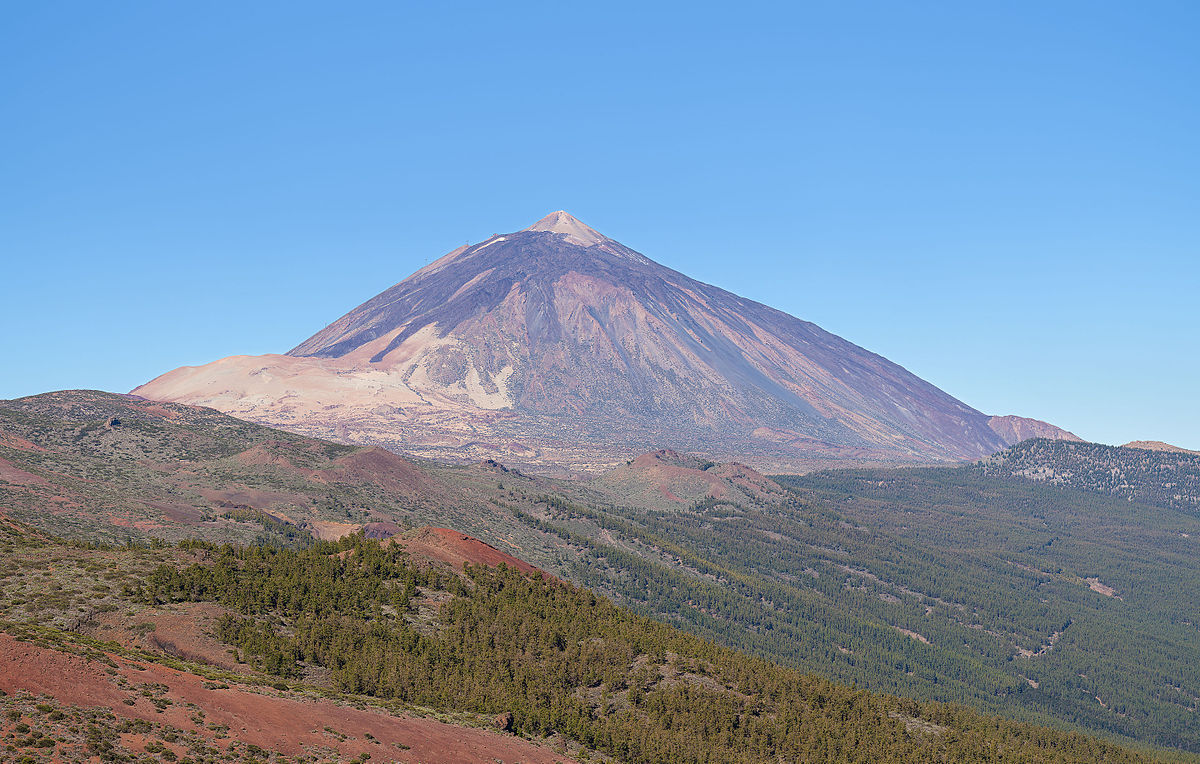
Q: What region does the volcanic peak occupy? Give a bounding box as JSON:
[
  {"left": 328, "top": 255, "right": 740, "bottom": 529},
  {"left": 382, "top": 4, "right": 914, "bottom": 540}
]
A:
[
  {"left": 522, "top": 210, "right": 608, "bottom": 246},
  {"left": 135, "top": 211, "right": 1078, "bottom": 470}
]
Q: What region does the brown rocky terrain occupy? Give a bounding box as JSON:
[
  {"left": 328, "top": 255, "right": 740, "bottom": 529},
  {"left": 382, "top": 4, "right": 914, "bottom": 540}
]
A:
[
  {"left": 986, "top": 415, "right": 1081, "bottom": 445},
  {"left": 134, "top": 212, "right": 1073, "bottom": 473},
  {"left": 1, "top": 509, "right": 1162, "bottom": 763},
  {"left": 0, "top": 633, "right": 575, "bottom": 763},
  {"left": 1122, "top": 440, "right": 1200, "bottom": 456},
  {"left": 0, "top": 389, "right": 813, "bottom": 578},
  {"left": 4, "top": 400, "right": 1199, "bottom": 755}
]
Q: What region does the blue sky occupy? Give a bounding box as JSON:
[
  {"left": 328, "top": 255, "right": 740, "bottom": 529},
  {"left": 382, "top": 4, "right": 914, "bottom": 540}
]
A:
[{"left": 2, "top": 1, "right": 1197, "bottom": 448}]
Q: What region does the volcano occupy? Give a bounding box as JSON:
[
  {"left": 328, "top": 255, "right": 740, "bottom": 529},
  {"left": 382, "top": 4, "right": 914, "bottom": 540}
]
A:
[{"left": 135, "top": 212, "right": 1075, "bottom": 473}]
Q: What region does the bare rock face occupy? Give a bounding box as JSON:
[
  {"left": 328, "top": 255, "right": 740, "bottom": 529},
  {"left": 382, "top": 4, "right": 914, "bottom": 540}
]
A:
[{"left": 135, "top": 212, "right": 1047, "bottom": 472}]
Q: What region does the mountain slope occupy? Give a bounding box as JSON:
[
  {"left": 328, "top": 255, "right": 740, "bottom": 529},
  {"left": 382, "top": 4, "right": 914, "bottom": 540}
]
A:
[
  {"left": 135, "top": 211, "right": 1068, "bottom": 472},
  {"left": 0, "top": 389, "right": 582, "bottom": 555},
  {"left": 0, "top": 517, "right": 1165, "bottom": 764},
  {"left": 7, "top": 390, "right": 1200, "bottom": 751},
  {"left": 982, "top": 437, "right": 1200, "bottom": 512}
]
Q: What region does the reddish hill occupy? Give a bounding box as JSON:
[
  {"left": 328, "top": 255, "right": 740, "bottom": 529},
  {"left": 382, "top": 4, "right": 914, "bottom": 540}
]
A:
[
  {"left": 322, "top": 445, "right": 435, "bottom": 492},
  {"left": 593, "top": 449, "right": 785, "bottom": 509},
  {"left": 392, "top": 526, "right": 545, "bottom": 577}
]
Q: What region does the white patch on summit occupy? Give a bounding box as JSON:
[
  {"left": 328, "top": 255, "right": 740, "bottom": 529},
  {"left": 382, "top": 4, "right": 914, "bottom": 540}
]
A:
[
  {"left": 523, "top": 211, "right": 608, "bottom": 246},
  {"left": 473, "top": 235, "right": 507, "bottom": 252}
]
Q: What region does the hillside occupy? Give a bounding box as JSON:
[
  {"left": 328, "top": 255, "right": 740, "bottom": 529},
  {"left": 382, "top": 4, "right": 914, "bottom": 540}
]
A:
[
  {"left": 529, "top": 464, "right": 1200, "bottom": 752},
  {"left": 0, "top": 517, "right": 1167, "bottom": 763},
  {"left": 0, "top": 517, "right": 583, "bottom": 763},
  {"left": 589, "top": 449, "right": 786, "bottom": 511},
  {"left": 134, "top": 212, "right": 1073, "bottom": 473},
  {"left": 981, "top": 438, "right": 1200, "bottom": 512},
  {"left": 5, "top": 390, "right": 1200, "bottom": 752},
  {"left": 0, "top": 390, "right": 590, "bottom": 560}
]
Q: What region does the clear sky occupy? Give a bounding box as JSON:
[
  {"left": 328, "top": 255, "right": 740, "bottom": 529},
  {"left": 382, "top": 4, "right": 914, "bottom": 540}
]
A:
[{"left": 2, "top": 1, "right": 1197, "bottom": 449}]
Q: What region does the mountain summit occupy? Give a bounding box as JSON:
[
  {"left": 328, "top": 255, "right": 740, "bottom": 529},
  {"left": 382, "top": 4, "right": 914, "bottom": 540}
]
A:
[
  {"left": 522, "top": 210, "right": 610, "bottom": 245},
  {"left": 136, "top": 212, "right": 1067, "bottom": 472}
]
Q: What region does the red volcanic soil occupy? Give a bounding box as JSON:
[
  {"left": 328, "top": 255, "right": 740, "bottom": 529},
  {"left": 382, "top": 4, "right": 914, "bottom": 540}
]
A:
[
  {"left": 199, "top": 486, "right": 304, "bottom": 510},
  {"left": 323, "top": 446, "right": 434, "bottom": 493},
  {"left": 92, "top": 602, "right": 243, "bottom": 671},
  {"left": 630, "top": 449, "right": 733, "bottom": 500},
  {"left": 0, "top": 456, "right": 51, "bottom": 487},
  {"left": 706, "top": 461, "right": 782, "bottom": 496},
  {"left": 0, "top": 632, "right": 574, "bottom": 763},
  {"left": 393, "top": 527, "right": 544, "bottom": 577},
  {"left": 0, "top": 432, "right": 46, "bottom": 452}
]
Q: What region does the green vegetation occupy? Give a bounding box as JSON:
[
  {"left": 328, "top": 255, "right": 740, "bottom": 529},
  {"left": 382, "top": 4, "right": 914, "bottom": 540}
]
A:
[
  {"left": 6, "top": 391, "right": 1200, "bottom": 755},
  {"left": 981, "top": 438, "right": 1200, "bottom": 512},
  {"left": 773, "top": 467, "right": 1200, "bottom": 750},
  {"left": 144, "top": 533, "right": 1161, "bottom": 764},
  {"left": 501, "top": 468, "right": 1200, "bottom": 752}
]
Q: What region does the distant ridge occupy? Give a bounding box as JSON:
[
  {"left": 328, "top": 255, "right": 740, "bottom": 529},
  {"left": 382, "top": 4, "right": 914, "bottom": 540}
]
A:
[
  {"left": 1122, "top": 440, "right": 1200, "bottom": 456},
  {"left": 987, "top": 415, "right": 1081, "bottom": 445},
  {"left": 136, "top": 212, "right": 1073, "bottom": 472},
  {"left": 982, "top": 437, "right": 1200, "bottom": 511}
]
